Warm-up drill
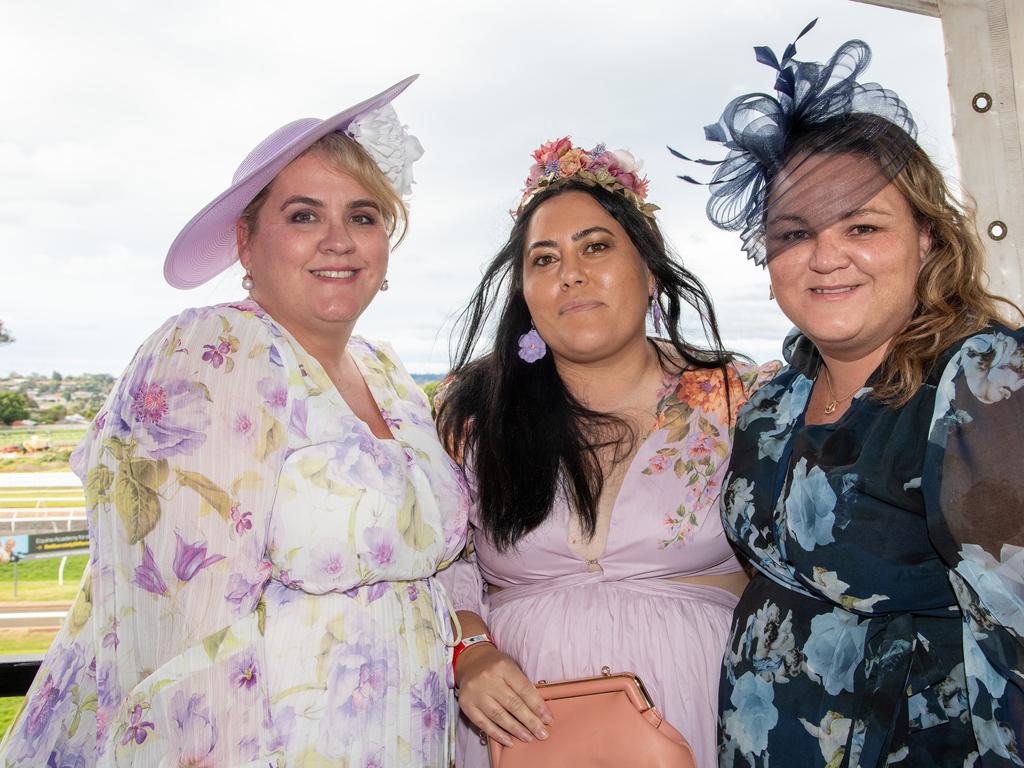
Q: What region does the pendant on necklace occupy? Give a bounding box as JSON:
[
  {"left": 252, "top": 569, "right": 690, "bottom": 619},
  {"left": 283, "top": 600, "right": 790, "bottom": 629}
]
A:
[{"left": 823, "top": 400, "right": 839, "bottom": 415}]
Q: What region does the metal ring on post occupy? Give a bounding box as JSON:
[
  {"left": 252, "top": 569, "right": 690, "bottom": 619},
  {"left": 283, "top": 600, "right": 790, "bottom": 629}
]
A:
[
  {"left": 987, "top": 220, "right": 1008, "bottom": 241},
  {"left": 972, "top": 92, "right": 993, "bottom": 113}
]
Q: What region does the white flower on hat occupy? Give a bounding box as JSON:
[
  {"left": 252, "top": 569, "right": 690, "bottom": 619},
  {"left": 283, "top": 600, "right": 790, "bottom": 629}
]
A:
[{"left": 348, "top": 104, "right": 424, "bottom": 198}]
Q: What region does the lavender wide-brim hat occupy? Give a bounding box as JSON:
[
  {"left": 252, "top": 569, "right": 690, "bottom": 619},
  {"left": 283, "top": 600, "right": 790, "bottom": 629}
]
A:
[{"left": 164, "top": 74, "right": 418, "bottom": 289}]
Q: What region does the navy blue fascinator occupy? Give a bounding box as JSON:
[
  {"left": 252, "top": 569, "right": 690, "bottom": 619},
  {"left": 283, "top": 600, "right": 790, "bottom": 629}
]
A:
[{"left": 673, "top": 20, "right": 920, "bottom": 265}]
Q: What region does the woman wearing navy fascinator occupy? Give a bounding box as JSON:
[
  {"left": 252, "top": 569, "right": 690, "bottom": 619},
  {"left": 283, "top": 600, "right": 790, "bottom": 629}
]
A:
[{"left": 679, "top": 20, "right": 1024, "bottom": 767}]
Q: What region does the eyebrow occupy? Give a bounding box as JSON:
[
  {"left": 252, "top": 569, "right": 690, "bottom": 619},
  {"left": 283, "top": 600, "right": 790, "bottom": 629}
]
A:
[
  {"left": 766, "top": 207, "right": 892, "bottom": 227},
  {"left": 527, "top": 226, "right": 615, "bottom": 251},
  {"left": 766, "top": 213, "right": 807, "bottom": 226},
  {"left": 280, "top": 195, "right": 323, "bottom": 210},
  {"left": 843, "top": 207, "right": 890, "bottom": 219},
  {"left": 279, "top": 196, "right": 381, "bottom": 211}
]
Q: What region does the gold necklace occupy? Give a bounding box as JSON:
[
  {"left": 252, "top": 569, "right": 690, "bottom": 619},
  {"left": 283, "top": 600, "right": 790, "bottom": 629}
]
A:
[{"left": 821, "top": 365, "right": 861, "bottom": 415}]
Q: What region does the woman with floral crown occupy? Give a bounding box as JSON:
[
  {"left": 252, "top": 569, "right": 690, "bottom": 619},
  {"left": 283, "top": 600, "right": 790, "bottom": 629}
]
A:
[
  {"left": 0, "top": 77, "right": 469, "bottom": 767},
  {"left": 435, "top": 138, "right": 780, "bottom": 767},
  {"left": 680, "top": 21, "right": 1024, "bottom": 767}
]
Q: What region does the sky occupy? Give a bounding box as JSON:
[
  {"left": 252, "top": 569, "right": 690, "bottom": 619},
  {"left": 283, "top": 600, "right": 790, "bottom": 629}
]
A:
[{"left": 0, "top": 0, "right": 955, "bottom": 375}]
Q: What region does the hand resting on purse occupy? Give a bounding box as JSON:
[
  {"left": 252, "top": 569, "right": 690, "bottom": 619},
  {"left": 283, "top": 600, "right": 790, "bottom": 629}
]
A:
[{"left": 454, "top": 610, "right": 554, "bottom": 747}]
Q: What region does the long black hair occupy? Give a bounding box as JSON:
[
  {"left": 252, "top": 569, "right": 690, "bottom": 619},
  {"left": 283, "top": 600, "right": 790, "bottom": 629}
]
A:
[{"left": 437, "top": 180, "right": 733, "bottom": 551}]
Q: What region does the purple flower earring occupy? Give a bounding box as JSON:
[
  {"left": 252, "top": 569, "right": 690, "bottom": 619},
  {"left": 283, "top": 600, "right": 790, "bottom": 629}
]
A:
[
  {"left": 517, "top": 324, "right": 547, "bottom": 363},
  {"left": 650, "top": 291, "right": 665, "bottom": 335}
]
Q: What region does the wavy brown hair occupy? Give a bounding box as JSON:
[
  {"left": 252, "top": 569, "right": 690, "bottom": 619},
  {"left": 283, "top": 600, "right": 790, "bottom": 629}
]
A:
[
  {"left": 878, "top": 147, "right": 1021, "bottom": 405},
  {"left": 781, "top": 114, "right": 1020, "bottom": 406}
]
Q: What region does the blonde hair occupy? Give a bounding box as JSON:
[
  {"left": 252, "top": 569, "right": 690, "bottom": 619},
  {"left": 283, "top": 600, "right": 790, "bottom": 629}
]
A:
[
  {"left": 239, "top": 131, "right": 409, "bottom": 245},
  {"left": 875, "top": 146, "right": 1021, "bottom": 405}
]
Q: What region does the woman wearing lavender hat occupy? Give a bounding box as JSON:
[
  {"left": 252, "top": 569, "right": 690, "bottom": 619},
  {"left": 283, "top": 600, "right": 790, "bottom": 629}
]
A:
[{"left": 0, "top": 76, "right": 469, "bottom": 767}]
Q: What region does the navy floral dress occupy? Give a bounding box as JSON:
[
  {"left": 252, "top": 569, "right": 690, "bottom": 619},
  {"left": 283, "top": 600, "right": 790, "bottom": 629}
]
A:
[{"left": 719, "top": 327, "right": 1024, "bottom": 767}]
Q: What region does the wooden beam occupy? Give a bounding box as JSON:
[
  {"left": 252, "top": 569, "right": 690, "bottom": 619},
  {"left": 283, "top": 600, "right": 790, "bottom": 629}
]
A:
[
  {"left": 937, "top": 0, "right": 1024, "bottom": 308},
  {"left": 849, "top": 0, "right": 940, "bottom": 17}
]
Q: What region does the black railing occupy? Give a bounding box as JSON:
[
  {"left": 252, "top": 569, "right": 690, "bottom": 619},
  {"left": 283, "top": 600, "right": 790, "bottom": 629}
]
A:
[{"left": 0, "top": 656, "right": 42, "bottom": 697}]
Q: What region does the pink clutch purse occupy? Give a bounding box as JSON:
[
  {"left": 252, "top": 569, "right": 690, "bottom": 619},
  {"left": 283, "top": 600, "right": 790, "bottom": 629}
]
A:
[{"left": 487, "top": 668, "right": 696, "bottom": 768}]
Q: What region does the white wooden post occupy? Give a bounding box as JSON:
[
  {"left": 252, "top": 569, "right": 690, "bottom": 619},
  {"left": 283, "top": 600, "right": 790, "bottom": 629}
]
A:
[{"left": 853, "top": 0, "right": 1024, "bottom": 310}]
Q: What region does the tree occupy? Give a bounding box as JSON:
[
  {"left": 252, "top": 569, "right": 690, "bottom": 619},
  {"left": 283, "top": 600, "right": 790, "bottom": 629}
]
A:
[
  {"left": 0, "top": 320, "right": 12, "bottom": 345},
  {"left": 0, "top": 392, "right": 30, "bottom": 425},
  {"left": 38, "top": 405, "right": 67, "bottom": 424}
]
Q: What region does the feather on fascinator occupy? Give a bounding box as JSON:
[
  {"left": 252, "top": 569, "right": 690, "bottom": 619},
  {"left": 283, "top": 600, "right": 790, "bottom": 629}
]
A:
[{"left": 672, "top": 19, "right": 919, "bottom": 265}]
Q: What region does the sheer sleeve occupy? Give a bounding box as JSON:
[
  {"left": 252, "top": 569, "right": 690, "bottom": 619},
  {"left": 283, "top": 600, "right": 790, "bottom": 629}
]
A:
[
  {"left": 729, "top": 358, "right": 784, "bottom": 421},
  {"left": 435, "top": 527, "right": 489, "bottom": 620},
  {"left": 924, "top": 328, "right": 1024, "bottom": 766},
  {"left": 430, "top": 377, "right": 487, "bottom": 618},
  {"left": 0, "top": 304, "right": 292, "bottom": 767}
]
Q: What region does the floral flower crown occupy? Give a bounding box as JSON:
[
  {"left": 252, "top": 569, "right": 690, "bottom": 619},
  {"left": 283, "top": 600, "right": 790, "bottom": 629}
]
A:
[{"left": 517, "top": 137, "right": 658, "bottom": 219}]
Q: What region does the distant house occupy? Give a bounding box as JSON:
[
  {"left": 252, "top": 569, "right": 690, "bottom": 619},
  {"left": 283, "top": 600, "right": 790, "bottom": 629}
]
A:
[
  {"left": 64, "top": 414, "right": 89, "bottom": 424},
  {"left": 71, "top": 390, "right": 92, "bottom": 401},
  {"left": 11, "top": 419, "right": 38, "bottom": 427}
]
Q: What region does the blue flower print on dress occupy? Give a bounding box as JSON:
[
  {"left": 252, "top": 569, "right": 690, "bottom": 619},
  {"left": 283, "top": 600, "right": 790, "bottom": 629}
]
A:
[
  {"left": 735, "top": 382, "right": 785, "bottom": 431},
  {"left": 799, "top": 711, "right": 864, "bottom": 766},
  {"left": 785, "top": 458, "right": 837, "bottom": 551},
  {"left": 959, "top": 333, "right": 1024, "bottom": 404},
  {"left": 722, "top": 671, "right": 779, "bottom": 756},
  {"left": 757, "top": 377, "right": 813, "bottom": 461},
  {"left": 954, "top": 544, "right": 1024, "bottom": 637},
  {"left": 730, "top": 601, "right": 804, "bottom": 683},
  {"left": 963, "top": 626, "right": 1007, "bottom": 700},
  {"left": 721, "top": 476, "right": 756, "bottom": 538},
  {"left": 803, "top": 608, "right": 868, "bottom": 695}
]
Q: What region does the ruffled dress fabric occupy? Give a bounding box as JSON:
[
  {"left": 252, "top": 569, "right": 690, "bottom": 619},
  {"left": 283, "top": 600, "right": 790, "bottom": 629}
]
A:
[
  {"left": 719, "top": 328, "right": 1024, "bottom": 767},
  {"left": 0, "top": 300, "right": 469, "bottom": 767},
  {"left": 438, "top": 360, "right": 780, "bottom": 768}
]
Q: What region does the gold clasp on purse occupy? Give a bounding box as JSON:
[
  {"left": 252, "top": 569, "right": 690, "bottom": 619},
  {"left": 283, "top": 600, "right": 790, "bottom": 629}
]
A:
[{"left": 535, "top": 666, "right": 656, "bottom": 711}]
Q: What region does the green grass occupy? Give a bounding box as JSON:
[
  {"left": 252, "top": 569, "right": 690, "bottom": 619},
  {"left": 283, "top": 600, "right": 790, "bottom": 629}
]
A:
[
  {"left": 0, "top": 629, "right": 58, "bottom": 656},
  {"left": 1, "top": 697, "right": 25, "bottom": 742},
  {"left": 0, "top": 450, "right": 74, "bottom": 473},
  {"left": 0, "top": 495, "right": 81, "bottom": 501},
  {"left": 0, "top": 499, "right": 83, "bottom": 509},
  {"left": 0, "top": 428, "right": 87, "bottom": 448},
  {"left": 0, "top": 555, "right": 87, "bottom": 601}
]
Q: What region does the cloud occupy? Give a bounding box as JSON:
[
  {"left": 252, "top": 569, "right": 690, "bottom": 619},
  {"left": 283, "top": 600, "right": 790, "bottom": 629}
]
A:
[{"left": 1, "top": 0, "right": 954, "bottom": 375}]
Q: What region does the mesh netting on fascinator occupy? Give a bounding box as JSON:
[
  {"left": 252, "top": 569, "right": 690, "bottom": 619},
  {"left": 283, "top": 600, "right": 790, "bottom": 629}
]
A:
[{"left": 672, "top": 19, "right": 919, "bottom": 265}]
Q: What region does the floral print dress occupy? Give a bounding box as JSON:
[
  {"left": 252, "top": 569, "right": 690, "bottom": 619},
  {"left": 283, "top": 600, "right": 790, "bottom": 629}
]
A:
[
  {"left": 719, "top": 328, "right": 1024, "bottom": 767},
  {"left": 0, "top": 300, "right": 469, "bottom": 767}
]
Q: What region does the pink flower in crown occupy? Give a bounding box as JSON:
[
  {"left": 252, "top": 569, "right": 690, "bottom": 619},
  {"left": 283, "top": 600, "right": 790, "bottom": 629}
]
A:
[
  {"left": 608, "top": 148, "right": 642, "bottom": 175},
  {"left": 532, "top": 136, "right": 572, "bottom": 164},
  {"left": 606, "top": 149, "right": 650, "bottom": 198},
  {"left": 558, "top": 148, "right": 590, "bottom": 177},
  {"left": 525, "top": 163, "right": 545, "bottom": 188}
]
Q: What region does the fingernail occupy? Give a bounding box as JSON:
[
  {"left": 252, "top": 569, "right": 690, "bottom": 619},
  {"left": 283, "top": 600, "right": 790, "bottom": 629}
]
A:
[
  {"left": 542, "top": 712, "right": 554, "bottom": 725},
  {"left": 519, "top": 731, "right": 534, "bottom": 743},
  {"left": 537, "top": 728, "right": 549, "bottom": 740},
  {"left": 500, "top": 736, "right": 514, "bottom": 747}
]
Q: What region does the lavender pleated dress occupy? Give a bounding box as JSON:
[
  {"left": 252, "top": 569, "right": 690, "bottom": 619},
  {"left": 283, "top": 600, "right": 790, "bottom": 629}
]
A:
[{"left": 437, "top": 360, "right": 780, "bottom": 768}]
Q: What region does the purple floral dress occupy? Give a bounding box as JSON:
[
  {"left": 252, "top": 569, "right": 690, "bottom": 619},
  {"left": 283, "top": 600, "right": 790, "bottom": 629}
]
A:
[{"left": 0, "top": 301, "right": 469, "bottom": 767}]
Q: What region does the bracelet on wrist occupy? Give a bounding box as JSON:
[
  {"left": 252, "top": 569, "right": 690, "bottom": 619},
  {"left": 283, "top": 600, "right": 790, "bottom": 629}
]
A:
[{"left": 452, "top": 633, "right": 495, "bottom": 679}]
